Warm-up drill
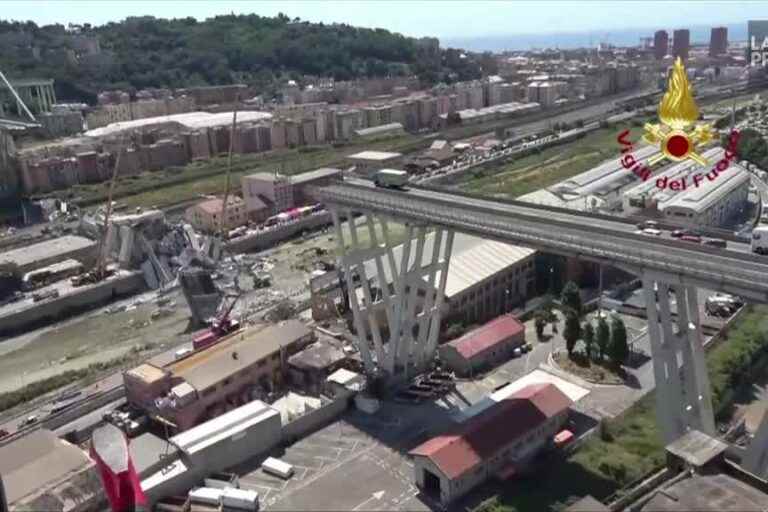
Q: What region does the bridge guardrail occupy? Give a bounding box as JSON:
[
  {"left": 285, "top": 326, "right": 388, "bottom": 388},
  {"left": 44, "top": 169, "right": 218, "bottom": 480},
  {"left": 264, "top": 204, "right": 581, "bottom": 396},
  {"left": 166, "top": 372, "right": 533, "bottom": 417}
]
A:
[{"left": 315, "top": 184, "right": 768, "bottom": 301}]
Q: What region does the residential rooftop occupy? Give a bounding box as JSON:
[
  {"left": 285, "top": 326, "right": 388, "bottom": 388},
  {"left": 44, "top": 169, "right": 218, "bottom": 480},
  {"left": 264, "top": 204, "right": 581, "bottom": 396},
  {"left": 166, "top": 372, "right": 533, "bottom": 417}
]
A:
[{"left": 166, "top": 321, "right": 312, "bottom": 392}]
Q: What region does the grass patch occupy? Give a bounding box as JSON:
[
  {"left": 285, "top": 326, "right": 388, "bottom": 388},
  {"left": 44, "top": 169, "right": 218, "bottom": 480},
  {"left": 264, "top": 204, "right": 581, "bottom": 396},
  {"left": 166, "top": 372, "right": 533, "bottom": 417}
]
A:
[
  {"left": 478, "top": 304, "right": 768, "bottom": 512},
  {"left": 459, "top": 119, "right": 651, "bottom": 199},
  {"left": 0, "top": 343, "right": 156, "bottom": 414},
  {"left": 553, "top": 352, "right": 625, "bottom": 385}
]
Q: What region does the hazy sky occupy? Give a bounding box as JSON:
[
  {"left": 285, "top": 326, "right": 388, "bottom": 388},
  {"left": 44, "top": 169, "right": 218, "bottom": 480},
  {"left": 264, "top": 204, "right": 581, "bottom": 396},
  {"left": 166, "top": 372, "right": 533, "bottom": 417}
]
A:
[{"left": 3, "top": 0, "right": 767, "bottom": 38}]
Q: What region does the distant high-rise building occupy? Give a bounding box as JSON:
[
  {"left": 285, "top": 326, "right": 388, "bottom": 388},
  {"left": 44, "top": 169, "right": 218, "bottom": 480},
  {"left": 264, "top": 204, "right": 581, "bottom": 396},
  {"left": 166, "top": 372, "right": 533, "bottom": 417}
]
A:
[
  {"left": 709, "top": 27, "right": 728, "bottom": 56},
  {"left": 654, "top": 30, "right": 669, "bottom": 60},
  {"left": 748, "top": 20, "right": 768, "bottom": 62},
  {"left": 673, "top": 29, "right": 690, "bottom": 60}
]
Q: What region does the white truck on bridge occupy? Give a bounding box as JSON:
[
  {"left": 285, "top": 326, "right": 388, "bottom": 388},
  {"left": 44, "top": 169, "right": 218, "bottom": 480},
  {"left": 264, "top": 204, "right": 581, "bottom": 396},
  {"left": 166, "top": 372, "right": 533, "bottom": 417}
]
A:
[{"left": 373, "top": 169, "right": 408, "bottom": 189}]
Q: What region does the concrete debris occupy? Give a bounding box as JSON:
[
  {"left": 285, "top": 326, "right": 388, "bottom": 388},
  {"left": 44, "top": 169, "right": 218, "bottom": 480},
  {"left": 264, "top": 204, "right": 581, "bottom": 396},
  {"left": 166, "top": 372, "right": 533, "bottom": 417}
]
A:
[{"left": 141, "top": 260, "right": 159, "bottom": 290}]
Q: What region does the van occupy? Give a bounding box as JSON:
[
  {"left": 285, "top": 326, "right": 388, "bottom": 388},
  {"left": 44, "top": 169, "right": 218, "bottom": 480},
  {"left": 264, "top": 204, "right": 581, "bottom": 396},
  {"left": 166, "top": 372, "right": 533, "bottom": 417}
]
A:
[
  {"left": 261, "top": 457, "right": 294, "bottom": 479},
  {"left": 174, "top": 347, "right": 193, "bottom": 360}
]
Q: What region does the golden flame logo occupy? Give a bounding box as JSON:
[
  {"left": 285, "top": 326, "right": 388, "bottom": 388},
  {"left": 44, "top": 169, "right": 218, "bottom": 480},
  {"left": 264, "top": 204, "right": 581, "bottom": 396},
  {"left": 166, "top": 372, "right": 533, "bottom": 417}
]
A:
[
  {"left": 643, "top": 57, "right": 713, "bottom": 166},
  {"left": 658, "top": 57, "right": 699, "bottom": 130}
]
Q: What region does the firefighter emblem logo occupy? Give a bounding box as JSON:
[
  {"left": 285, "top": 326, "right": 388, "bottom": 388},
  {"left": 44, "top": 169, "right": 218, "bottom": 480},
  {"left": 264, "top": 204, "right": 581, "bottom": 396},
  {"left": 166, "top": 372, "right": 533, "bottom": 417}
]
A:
[{"left": 643, "top": 57, "right": 714, "bottom": 166}]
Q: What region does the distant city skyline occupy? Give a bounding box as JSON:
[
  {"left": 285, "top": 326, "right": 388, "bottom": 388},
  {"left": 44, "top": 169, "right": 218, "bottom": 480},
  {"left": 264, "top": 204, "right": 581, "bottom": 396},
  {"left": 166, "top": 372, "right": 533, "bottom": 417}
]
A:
[{"left": 2, "top": 1, "right": 767, "bottom": 50}]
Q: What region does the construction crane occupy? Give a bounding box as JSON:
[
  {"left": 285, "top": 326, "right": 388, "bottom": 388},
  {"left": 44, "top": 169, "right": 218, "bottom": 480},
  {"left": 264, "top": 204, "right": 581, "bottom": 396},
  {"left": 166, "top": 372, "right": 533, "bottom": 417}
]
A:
[
  {"left": 71, "top": 143, "right": 124, "bottom": 286},
  {"left": 191, "top": 293, "right": 242, "bottom": 350}
]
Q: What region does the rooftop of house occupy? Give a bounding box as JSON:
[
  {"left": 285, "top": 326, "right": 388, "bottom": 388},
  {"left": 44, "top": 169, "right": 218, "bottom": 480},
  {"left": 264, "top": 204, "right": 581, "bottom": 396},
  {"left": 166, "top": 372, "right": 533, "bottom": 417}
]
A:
[
  {"left": 410, "top": 383, "right": 572, "bottom": 479},
  {"left": 167, "top": 321, "right": 312, "bottom": 392},
  {"left": 641, "top": 473, "right": 768, "bottom": 512},
  {"left": 0, "top": 429, "right": 98, "bottom": 504},
  {"left": 445, "top": 314, "right": 525, "bottom": 360}
]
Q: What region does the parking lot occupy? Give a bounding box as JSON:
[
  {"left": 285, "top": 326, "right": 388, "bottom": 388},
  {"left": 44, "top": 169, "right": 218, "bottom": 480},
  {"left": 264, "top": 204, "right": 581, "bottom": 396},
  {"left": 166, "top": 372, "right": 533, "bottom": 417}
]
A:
[{"left": 234, "top": 409, "right": 435, "bottom": 511}]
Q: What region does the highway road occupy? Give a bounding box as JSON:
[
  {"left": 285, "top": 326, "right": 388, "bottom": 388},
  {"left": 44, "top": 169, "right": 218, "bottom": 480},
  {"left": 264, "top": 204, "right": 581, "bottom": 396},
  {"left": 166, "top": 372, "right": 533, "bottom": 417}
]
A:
[
  {"left": 315, "top": 178, "right": 768, "bottom": 301},
  {"left": 0, "top": 338, "right": 190, "bottom": 439}
]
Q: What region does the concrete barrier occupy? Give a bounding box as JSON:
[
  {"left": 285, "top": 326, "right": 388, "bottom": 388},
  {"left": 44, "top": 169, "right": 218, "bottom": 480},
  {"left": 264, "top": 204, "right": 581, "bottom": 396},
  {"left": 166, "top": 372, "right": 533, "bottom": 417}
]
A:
[
  {"left": 228, "top": 212, "right": 332, "bottom": 253},
  {"left": 0, "top": 271, "right": 146, "bottom": 337},
  {"left": 281, "top": 391, "right": 352, "bottom": 443}
]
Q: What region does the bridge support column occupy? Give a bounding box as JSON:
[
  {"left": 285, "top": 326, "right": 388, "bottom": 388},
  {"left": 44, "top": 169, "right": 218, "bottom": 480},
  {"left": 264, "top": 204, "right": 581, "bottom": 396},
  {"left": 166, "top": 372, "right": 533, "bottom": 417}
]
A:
[
  {"left": 329, "top": 205, "right": 453, "bottom": 378},
  {"left": 745, "top": 406, "right": 768, "bottom": 477},
  {"left": 642, "top": 274, "right": 715, "bottom": 444}
]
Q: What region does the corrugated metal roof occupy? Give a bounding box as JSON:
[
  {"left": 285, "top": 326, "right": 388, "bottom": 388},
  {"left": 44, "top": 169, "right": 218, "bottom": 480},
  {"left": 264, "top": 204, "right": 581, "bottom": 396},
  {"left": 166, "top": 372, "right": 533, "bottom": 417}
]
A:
[
  {"left": 410, "top": 383, "right": 571, "bottom": 479},
  {"left": 361, "top": 232, "right": 534, "bottom": 300},
  {"left": 446, "top": 314, "right": 524, "bottom": 360}
]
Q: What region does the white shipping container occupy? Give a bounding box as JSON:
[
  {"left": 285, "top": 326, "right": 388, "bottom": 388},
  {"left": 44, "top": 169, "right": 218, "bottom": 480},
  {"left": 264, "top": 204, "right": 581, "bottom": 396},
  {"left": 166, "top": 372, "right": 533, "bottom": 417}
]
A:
[
  {"left": 189, "top": 487, "right": 224, "bottom": 506},
  {"left": 261, "top": 457, "right": 294, "bottom": 479},
  {"left": 221, "top": 488, "right": 259, "bottom": 511}
]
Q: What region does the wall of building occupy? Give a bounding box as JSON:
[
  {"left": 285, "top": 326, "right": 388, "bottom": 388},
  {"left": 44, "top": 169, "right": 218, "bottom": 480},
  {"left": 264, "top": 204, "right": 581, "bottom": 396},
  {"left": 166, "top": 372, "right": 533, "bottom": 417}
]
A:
[
  {"left": 445, "top": 256, "right": 535, "bottom": 326},
  {"left": 281, "top": 391, "right": 351, "bottom": 442},
  {"left": 183, "top": 410, "right": 283, "bottom": 473}
]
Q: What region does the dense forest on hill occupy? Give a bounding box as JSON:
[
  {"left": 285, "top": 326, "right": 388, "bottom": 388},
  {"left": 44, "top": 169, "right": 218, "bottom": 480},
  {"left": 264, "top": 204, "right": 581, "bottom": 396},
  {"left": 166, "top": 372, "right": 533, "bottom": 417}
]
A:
[{"left": 0, "top": 14, "right": 490, "bottom": 102}]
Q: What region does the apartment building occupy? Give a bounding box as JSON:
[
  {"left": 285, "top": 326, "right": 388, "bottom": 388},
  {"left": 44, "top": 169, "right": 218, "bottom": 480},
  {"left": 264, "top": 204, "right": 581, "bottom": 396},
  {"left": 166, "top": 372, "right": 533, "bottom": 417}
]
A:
[
  {"left": 123, "top": 321, "right": 315, "bottom": 432},
  {"left": 184, "top": 196, "right": 248, "bottom": 234},
  {"left": 241, "top": 172, "right": 294, "bottom": 217}
]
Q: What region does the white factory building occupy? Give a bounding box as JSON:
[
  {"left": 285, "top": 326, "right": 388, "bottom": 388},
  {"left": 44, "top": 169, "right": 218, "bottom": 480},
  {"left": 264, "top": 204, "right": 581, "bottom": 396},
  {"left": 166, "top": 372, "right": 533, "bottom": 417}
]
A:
[
  {"left": 360, "top": 232, "right": 536, "bottom": 326},
  {"left": 520, "top": 145, "right": 659, "bottom": 211},
  {"left": 623, "top": 147, "right": 750, "bottom": 228}
]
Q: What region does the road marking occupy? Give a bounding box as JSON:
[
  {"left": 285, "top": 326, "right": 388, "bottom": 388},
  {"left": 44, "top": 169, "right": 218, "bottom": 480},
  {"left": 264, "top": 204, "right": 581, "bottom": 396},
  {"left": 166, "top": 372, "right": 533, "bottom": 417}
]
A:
[{"left": 353, "top": 490, "right": 386, "bottom": 511}]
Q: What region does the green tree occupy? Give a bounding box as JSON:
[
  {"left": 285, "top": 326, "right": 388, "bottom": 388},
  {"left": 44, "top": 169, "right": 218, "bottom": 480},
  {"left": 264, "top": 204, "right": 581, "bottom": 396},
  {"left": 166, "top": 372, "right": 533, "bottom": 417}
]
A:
[
  {"left": 563, "top": 311, "right": 581, "bottom": 358},
  {"left": 583, "top": 322, "right": 595, "bottom": 360},
  {"left": 535, "top": 315, "right": 547, "bottom": 341},
  {"left": 596, "top": 316, "right": 610, "bottom": 360},
  {"left": 609, "top": 316, "right": 630, "bottom": 367},
  {"left": 734, "top": 128, "right": 768, "bottom": 164},
  {"left": 560, "top": 281, "right": 582, "bottom": 318}
]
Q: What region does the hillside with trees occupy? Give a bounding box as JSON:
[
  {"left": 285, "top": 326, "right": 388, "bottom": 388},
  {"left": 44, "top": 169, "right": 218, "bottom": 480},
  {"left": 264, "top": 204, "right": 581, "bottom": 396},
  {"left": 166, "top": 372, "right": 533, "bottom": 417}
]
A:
[{"left": 0, "top": 14, "right": 487, "bottom": 103}]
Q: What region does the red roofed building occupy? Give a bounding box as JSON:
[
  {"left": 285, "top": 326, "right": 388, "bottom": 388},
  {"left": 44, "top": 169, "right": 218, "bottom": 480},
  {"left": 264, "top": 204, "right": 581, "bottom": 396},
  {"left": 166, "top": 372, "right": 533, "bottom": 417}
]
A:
[
  {"left": 439, "top": 314, "right": 525, "bottom": 376},
  {"left": 409, "top": 383, "right": 572, "bottom": 505}
]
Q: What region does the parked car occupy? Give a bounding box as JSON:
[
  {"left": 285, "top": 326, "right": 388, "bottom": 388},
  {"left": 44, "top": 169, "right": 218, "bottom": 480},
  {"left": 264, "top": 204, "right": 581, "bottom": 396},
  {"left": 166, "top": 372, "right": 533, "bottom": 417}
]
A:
[
  {"left": 642, "top": 228, "right": 662, "bottom": 236},
  {"left": 18, "top": 415, "right": 38, "bottom": 428},
  {"left": 636, "top": 220, "right": 659, "bottom": 230},
  {"left": 703, "top": 238, "right": 727, "bottom": 248},
  {"left": 680, "top": 235, "right": 702, "bottom": 243},
  {"left": 671, "top": 229, "right": 686, "bottom": 238}
]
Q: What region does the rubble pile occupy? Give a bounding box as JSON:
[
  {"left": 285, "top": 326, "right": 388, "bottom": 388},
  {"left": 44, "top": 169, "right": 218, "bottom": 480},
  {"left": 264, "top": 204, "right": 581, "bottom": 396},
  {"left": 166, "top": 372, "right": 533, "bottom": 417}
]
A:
[{"left": 80, "top": 209, "right": 224, "bottom": 291}]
